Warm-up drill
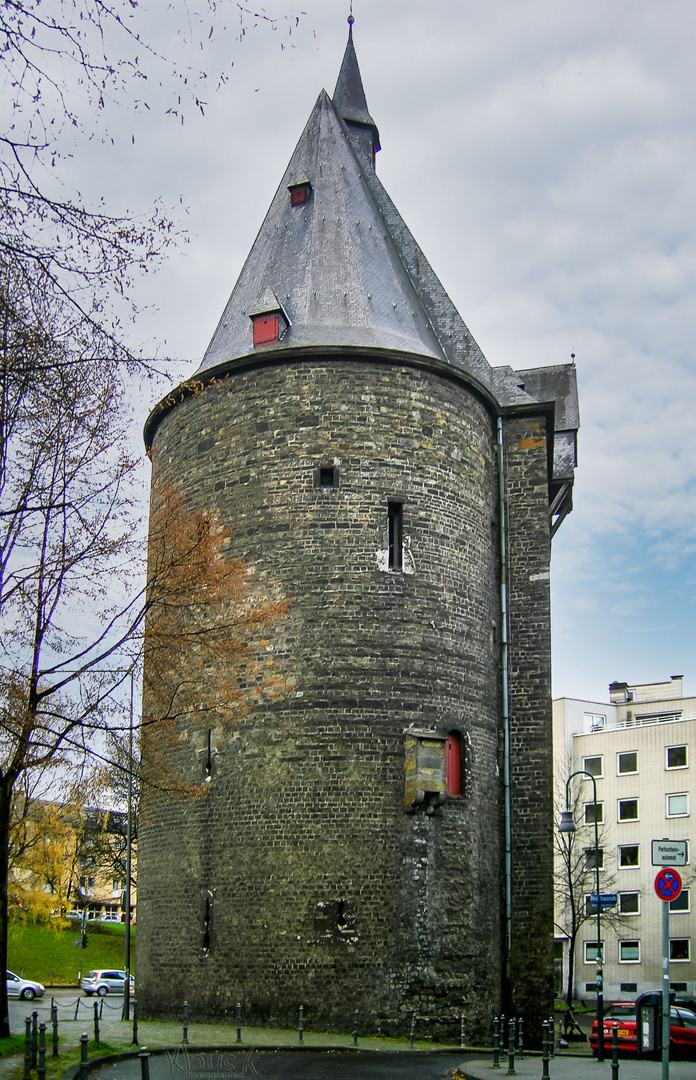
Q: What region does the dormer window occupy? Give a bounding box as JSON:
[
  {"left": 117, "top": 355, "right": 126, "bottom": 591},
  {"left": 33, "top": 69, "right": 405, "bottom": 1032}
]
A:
[
  {"left": 288, "top": 181, "right": 312, "bottom": 207},
  {"left": 249, "top": 290, "right": 290, "bottom": 348},
  {"left": 252, "top": 313, "right": 280, "bottom": 347}
]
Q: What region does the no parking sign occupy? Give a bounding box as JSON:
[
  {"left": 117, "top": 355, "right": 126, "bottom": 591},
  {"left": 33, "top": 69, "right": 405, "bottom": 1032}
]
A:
[{"left": 654, "top": 866, "right": 682, "bottom": 902}]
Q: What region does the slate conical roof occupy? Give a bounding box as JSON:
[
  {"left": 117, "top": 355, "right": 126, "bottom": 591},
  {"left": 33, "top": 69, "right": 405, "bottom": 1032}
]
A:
[{"left": 193, "top": 26, "right": 579, "bottom": 486}]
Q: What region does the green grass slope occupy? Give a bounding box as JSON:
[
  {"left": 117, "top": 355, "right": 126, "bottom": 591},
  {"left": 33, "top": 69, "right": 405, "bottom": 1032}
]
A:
[{"left": 7, "top": 922, "right": 135, "bottom": 986}]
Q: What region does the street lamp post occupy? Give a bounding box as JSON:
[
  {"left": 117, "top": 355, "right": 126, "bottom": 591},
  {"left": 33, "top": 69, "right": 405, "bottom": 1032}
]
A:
[{"left": 559, "top": 770, "right": 604, "bottom": 1062}]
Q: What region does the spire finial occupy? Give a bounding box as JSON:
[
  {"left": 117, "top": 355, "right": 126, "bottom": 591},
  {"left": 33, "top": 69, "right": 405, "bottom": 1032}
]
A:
[{"left": 348, "top": 2, "right": 354, "bottom": 27}]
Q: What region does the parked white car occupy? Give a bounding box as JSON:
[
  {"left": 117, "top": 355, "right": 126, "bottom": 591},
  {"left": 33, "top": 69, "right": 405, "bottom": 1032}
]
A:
[
  {"left": 6, "top": 971, "right": 45, "bottom": 1000},
  {"left": 81, "top": 970, "right": 134, "bottom": 996}
]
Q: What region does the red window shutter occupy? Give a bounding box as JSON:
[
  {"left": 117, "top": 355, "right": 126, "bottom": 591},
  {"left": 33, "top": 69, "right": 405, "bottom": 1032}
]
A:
[
  {"left": 446, "top": 732, "right": 461, "bottom": 796},
  {"left": 253, "top": 313, "right": 280, "bottom": 347}
]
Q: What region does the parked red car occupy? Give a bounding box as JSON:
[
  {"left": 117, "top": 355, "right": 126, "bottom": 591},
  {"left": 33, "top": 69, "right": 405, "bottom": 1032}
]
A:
[{"left": 590, "top": 1002, "right": 696, "bottom": 1058}]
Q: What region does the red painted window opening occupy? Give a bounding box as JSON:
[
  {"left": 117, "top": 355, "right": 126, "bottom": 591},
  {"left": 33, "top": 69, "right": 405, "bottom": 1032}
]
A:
[
  {"left": 289, "top": 181, "right": 311, "bottom": 207},
  {"left": 446, "top": 732, "right": 461, "bottom": 796},
  {"left": 252, "top": 313, "right": 280, "bottom": 347}
]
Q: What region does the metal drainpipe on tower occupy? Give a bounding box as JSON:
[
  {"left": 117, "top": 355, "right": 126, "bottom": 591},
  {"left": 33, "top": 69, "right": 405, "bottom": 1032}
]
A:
[{"left": 497, "top": 417, "right": 513, "bottom": 1000}]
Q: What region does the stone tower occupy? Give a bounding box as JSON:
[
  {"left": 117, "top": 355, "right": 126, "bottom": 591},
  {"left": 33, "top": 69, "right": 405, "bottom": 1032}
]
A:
[{"left": 138, "top": 24, "right": 579, "bottom": 1041}]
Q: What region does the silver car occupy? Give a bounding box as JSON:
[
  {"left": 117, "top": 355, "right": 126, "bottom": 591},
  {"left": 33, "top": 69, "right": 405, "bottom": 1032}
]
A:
[
  {"left": 6, "top": 970, "right": 45, "bottom": 1000},
  {"left": 81, "top": 969, "right": 133, "bottom": 996}
]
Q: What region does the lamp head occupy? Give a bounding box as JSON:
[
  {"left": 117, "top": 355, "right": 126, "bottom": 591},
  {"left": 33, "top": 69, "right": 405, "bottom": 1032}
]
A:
[{"left": 558, "top": 809, "right": 577, "bottom": 834}]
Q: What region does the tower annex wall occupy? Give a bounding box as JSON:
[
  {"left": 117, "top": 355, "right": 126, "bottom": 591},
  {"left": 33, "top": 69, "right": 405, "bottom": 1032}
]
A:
[{"left": 138, "top": 355, "right": 505, "bottom": 1038}]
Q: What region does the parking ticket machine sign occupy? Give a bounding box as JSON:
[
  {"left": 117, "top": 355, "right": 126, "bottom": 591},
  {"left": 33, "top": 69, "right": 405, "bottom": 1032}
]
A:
[{"left": 652, "top": 839, "right": 688, "bottom": 866}]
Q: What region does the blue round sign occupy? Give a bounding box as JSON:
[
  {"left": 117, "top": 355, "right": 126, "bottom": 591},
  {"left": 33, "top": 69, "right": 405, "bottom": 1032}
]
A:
[{"left": 655, "top": 867, "right": 682, "bottom": 901}]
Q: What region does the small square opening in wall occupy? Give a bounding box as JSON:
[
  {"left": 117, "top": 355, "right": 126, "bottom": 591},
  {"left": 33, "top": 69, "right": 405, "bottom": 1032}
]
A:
[
  {"left": 667, "top": 745, "right": 688, "bottom": 770},
  {"left": 621, "top": 983, "right": 638, "bottom": 994},
  {"left": 618, "top": 751, "right": 638, "bottom": 775},
  {"left": 618, "top": 798, "right": 639, "bottom": 821},
  {"left": 585, "top": 983, "right": 597, "bottom": 994},
  {"left": 670, "top": 938, "right": 690, "bottom": 962},
  {"left": 670, "top": 889, "right": 690, "bottom": 913},
  {"left": 670, "top": 982, "right": 688, "bottom": 993},
  {"left": 288, "top": 180, "right": 312, "bottom": 206},
  {"left": 619, "top": 939, "right": 640, "bottom": 963},
  {"left": 317, "top": 466, "right": 339, "bottom": 488},
  {"left": 667, "top": 793, "right": 689, "bottom": 818}
]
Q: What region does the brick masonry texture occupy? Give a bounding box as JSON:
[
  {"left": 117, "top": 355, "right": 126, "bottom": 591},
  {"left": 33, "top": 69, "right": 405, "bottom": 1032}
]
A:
[{"left": 138, "top": 356, "right": 554, "bottom": 1040}]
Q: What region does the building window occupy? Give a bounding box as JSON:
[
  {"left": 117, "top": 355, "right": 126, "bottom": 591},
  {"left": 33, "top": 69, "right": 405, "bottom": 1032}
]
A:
[
  {"left": 670, "top": 889, "right": 690, "bottom": 914},
  {"left": 584, "top": 941, "right": 604, "bottom": 963},
  {"left": 288, "top": 180, "right": 312, "bottom": 206},
  {"left": 669, "top": 939, "right": 690, "bottom": 962},
  {"left": 252, "top": 312, "right": 280, "bottom": 346},
  {"left": 618, "top": 751, "right": 638, "bottom": 775},
  {"left": 584, "top": 713, "right": 606, "bottom": 733},
  {"left": 619, "top": 940, "right": 640, "bottom": 964},
  {"left": 621, "top": 983, "right": 638, "bottom": 994},
  {"left": 446, "top": 731, "right": 461, "bottom": 796},
  {"left": 667, "top": 793, "right": 689, "bottom": 818},
  {"left": 585, "top": 982, "right": 598, "bottom": 993},
  {"left": 584, "top": 802, "right": 603, "bottom": 825},
  {"left": 317, "top": 466, "right": 339, "bottom": 488},
  {"left": 619, "top": 844, "right": 639, "bottom": 868},
  {"left": 618, "top": 799, "right": 639, "bottom": 822},
  {"left": 584, "top": 848, "right": 604, "bottom": 870},
  {"left": 619, "top": 892, "right": 640, "bottom": 915},
  {"left": 583, "top": 755, "right": 603, "bottom": 777},
  {"left": 387, "top": 501, "right": 403, "bottom": 571},
  {"left": 670, "top": 982, "right": 688, "bottom": 993},
  {"left": 667, "top": 745, "right": 688, "bottom": 770}
]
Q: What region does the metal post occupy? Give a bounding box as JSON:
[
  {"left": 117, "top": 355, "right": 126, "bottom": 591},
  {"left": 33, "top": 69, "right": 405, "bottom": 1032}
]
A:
[
  {"left": 460, "top": 1013, "right": 466, "bottom": 1050},
  {"left": 139, "top": 1047, "right": 151, "bottom": 1080},
  {"left": 37, "top": 1023, "right": 46, "bottom": 1080},
  {"left": 31, "top": 1011, "right": 38, "bottom": 1069},
  {"left": 79, "top": 1033, "right": 89, "bottom": 1080},
  {"left": 662, "top": 898, "right": 670, "bottom": 1080},
  {"left": 24, "top": 1017, "right": 32, "bottom": 1080},
  {"left": 132, "top": 1001, "right": 139, "bottom": 1046},
  {"left": 493, "top": 1017, "right": 500, "bottom": 1068},
  {"left": 409, "top": 1011, "right": 416, "bottom": 1049},
  {"left": 541, "top": 1022, "right": 550, "bottom": 1080},
  {"left": 298, "top": 1005, "right": 304, "bottom": 1045},
  {"left": 93, "top": 1001, "right": 100, "bottom": 1046},
  {"left": 548, "top": 1016, "right": 555, "bottom": 1057},
  {"left": 506, "top": 1018, "right": 515, "bottom": 1075},
  {"left": 74, "top": 998, "right": 80, "bottom": 1022},
  {"left": 182, "top": 1001, "right": 189, "bottom": 1045},
  {"left": 51, "top": 1000, "right": 59, "bottom": 1057},
  {"left": 236, "top": 1002, "right": 242, "bottom": 1044},
  {"left": 612, "top": 1022, "right": 620, "bottom": 1080},
  {"left": 517, "top": 1017, "right": 523, "bottom": 1059},
  {"left": 353, "top": 1009, "right": 359, "bottom": 1047}
]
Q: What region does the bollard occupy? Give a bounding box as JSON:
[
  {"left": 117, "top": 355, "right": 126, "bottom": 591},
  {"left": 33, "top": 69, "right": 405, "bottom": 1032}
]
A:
[
  {"left": 139, "top": 1047, "right": 151, "bottom": 1080},
  {"left": 24, "top": 1017, "right": 31, "bottom": 1080},
  {"left": 236, "top": 1002, "right": 242, "bottom": 1044},
  {"left": 611, "top": 1022, "right": 619, "bottom": 1080},
  {"left": 353, "top": 1009, "right": 359, "bottom": 1048},
  {"left": 460, "top": 1013, "right": 466, "bottom": 1050},
  {"left": 541, "top": 1021, "right": 550, "bottom": 1080},
  {"left": 548, "top": 1016, "right": 555, "bottom": 1057},
  {"left": 37, "top": 1023, "right": 46, "bottom": 1080},
  {"left": 132, "top": 1001, "right": 139, "bottom": 1046},
  {"left": 517, "top": 1017, "right": 523, "bottom": 1059},
  {"left": 31, "top": 1011, "right": 38, "bottom": 1069},
  {"left": 409, "top": 1011, "right": 416, "bottom": 1050},
  {"left": 93, "top": 1001, "right": 100, "bottom": 1047},
  {"left": 506, "top": 1017, "right": 515, "bottom": 1075},
  {"left": 99, "top": 998, "right": 104, "bottom": 1020},
  {"left": 492, "top": 1016, "right": 500, "bottom": 1068},
  {"left": 79, "top": 1033, "right": 89, "bottom": 1080},
  {"left": 298, "top": 1005, "right": 304, "bottom": 1045},
  {"left": 182, "top": 1001, "right": 189, "bottom": 1045},
  {"left": 74, "top": 998, "right": 80, "bottom": 1022},
  {"left": 51, "top": 1000, "right": 59, "bottom": 1058}
]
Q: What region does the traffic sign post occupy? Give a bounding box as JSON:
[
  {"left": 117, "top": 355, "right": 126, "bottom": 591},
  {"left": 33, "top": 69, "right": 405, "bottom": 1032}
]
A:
[{"left": 655, "top": 867, "right": 682, "bottom": 1080}]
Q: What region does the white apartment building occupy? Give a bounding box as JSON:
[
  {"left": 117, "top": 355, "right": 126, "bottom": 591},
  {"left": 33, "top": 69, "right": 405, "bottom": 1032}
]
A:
[{"left": 553, "top": 675, "right": 696, "bottom": 1002}]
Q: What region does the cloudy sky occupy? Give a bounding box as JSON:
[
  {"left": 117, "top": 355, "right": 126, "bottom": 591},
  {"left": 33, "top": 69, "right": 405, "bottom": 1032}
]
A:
[{"left": 60, "top": 0, "right": 696, "bottom": 704}]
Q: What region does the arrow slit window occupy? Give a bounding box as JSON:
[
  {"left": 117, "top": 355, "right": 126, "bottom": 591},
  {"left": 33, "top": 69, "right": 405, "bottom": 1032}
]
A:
[{"left": 387, "top": 502, "right": 403, "bottom": 571}]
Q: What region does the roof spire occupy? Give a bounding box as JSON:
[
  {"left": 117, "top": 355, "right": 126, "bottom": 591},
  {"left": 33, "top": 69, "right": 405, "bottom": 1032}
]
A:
[{"left": 333, "top": 10, "right": 380, "bottom": 166}]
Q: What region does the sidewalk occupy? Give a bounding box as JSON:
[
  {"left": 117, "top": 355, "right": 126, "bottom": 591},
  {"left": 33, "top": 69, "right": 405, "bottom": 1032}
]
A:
[{"left": 459, "top": 1055, "right": 696, "bottom": 1080}]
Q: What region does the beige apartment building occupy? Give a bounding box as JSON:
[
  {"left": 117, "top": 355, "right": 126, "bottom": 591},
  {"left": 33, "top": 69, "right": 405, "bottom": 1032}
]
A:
[{"left": 554, "top": 676, "right": 695, "bottom": 1002}]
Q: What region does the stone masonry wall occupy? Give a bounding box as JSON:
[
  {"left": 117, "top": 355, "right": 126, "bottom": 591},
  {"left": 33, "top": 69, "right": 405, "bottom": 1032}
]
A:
[
  {"left": 502, "top": 413, "right": 555, "bottom": 1036},
  {"left": 138, "top": 357, "right": 554, "bottom": 1041}
]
